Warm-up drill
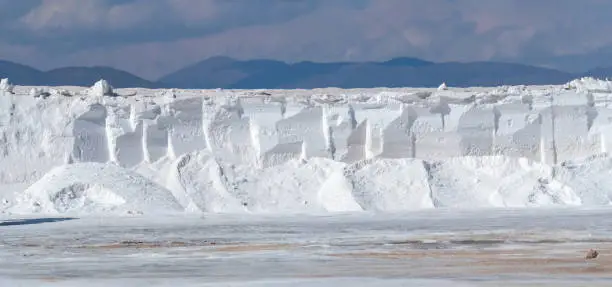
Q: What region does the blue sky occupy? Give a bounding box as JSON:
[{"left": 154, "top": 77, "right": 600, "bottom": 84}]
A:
[{"left": 1, "top": 0, "right": 611, "bottom": 79}]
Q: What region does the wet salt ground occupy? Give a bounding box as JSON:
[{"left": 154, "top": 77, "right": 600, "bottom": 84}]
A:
[{"left": 2, "top": 208, "right": 612, "bottom": 286}]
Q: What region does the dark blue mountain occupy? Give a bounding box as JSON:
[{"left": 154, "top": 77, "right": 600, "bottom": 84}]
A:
[
  {"left": 0, "top": 60, "right": 159, "bottom": 88},
  {"left": 6, "top": 56, "right": 612, "bottom": 89},
  {"left": 159, "top": 57, "right": 574, "bottom": 89}
]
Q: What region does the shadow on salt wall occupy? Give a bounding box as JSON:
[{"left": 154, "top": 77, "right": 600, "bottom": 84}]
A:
[{"left": 0, "top": 217, "right": 77, "bottom": 227}]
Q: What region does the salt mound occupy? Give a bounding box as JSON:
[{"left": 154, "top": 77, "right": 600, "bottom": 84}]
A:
[
  {"left": 0, "top": 78, "right": 14, "bottom": 94},
  {"left": 566, "top": 77, "right": 612, "bottom": 92},
  {"left": 89, "top": 79, "right": 114, "bottom": 97},
  {"left": 165, "top": 155, "right": 586, "bottom": 214},
  {"left": 438, "top": 82, "right": 448, "bottom": 91},
  {"left": 172, "top": 155, "right": 352, "bottom": 213},
  {"left": 426, "top": 156, "right": 580, "bottom": 208},
  {"left": 231, "top": 158, "right": 349, "bottom": 213},
  {"left": 347, "top": 158, "right": 434, "bottom": 211},
  {"left": 171, "top": 151, "right": 244, "bottom": 213},
  {"left": 7, "top": 155, "right": 610, "bottom": 216},
  {"left": 10, "top": 163, "right": 184, "bottom": 215},
  {"left": 556, "top": 155, "right": 612, "bottom": 205},
  {"left": 344, "top": 156, "right": 581, "bottom": 211}
]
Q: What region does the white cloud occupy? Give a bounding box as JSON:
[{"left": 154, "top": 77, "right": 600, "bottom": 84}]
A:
[
  {"left": 19, "top": 0, "right": 106, "bottom": 30},
  {"left": 18, "top": 0, "right": 164, "bottom": 31}
]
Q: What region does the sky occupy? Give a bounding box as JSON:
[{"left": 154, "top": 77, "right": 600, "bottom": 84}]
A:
[{"left": 1, "top": 0, "right": 612, "bottom": 80}]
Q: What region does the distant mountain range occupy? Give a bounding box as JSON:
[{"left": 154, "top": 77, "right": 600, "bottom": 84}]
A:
[
  {"left": 0, "top": 60, "right": 159, "bottom": 89},
  {"left": 1, "top": 56, "right": 612, "bottom": 89}
]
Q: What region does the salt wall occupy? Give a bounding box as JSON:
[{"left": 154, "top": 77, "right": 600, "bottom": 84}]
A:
[{"left": 1, "top": 80, "right": 612, "bottom": 188}]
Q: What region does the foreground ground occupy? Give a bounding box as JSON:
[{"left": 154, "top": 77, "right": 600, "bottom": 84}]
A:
[{"left": 2, "top": 208, "right": 612, "bottom": 286}]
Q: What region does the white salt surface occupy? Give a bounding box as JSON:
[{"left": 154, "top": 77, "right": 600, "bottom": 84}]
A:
[
  {"left": 11, "top": 163, "right": 183, "bottom": 215},
  {"left": 3, "top": 78, "right": 612, "bottom": 285},
  {"left": 2, "top": 208, "right": 612, "bottom": 286},
  {"left": 2, "top": 78, "right": 612, "bottom": 215}
]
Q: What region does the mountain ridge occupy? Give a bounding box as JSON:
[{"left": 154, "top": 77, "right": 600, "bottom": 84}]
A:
[
  {"left": 0, "top": 61, "right": 160, "bottom": 88},
  {"left": 1, "top": 57, "right": 612, "bottom": 89}
]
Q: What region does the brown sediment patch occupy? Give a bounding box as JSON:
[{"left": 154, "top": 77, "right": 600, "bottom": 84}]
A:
[
  {"left": 40, "top": 277, "right": 62, "bottom": 283},
  {"left": 21, "top": 243, "right": 40, "bottom": 247},
  {"left": 207, "top": 243, "right": 297, "bottom": 253},
  {"left": 78, "top": 240, "right": 213, "bottom": 249},
  {"left": 329, "top": 245, "right": 612, "bottom": 276},
  {"left": 20, "top": 243, "right": 46, "bottom": 248},
  {"left": 329, "top": 248, "right": 534, "bottom": 260},
  {"left": 470, "top": 252, "right": 612, "bottom": 276},
  {"left": 75, "top": 241, "right": 297, "bottom": 253}
]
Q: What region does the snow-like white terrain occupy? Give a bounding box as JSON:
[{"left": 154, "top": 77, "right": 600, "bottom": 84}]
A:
[
  {"left": 2, "top": 208, "right": 612, "bottom": 286},
  {"left": 4, "top": 78, "right": 612, "bottom": 286},
  {"left": 3, "top": 77, "right": 612, "bottom": 215}
]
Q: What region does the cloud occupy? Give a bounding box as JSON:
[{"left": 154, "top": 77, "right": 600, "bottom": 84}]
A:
[
  {"left": 10, "top": 0, "right": 338, "bottom": 50},
  {"left": 1, "top": 0, "right": 612, "bottom": 79}
]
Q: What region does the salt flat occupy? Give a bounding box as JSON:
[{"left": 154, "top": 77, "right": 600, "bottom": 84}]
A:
[
  {"left": 4, "top": 78, "right": 612, "bottom": 285},
  {"left": 2, "top": 208, "right": 612, "bottom": 286}
]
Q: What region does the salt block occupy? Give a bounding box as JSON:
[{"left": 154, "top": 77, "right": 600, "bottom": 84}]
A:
[
  {"left": 457, "top": 106, "right": 497, "bottom": 131},
  {"left": 350, "top": 103, "right": 402, "bottom": 157},
  {"left": 539, "top": 106, "right": 596, "bottom": 164},
  {"left": 276, "top": 107, "right": 328, "bottom": 159},
  {"left": 553, "top": 91, "right": 593, "bottom": 107},
  {"left": 414, "top": 131, "right": 463, "bottom": 160},
  {"left": 144, "top": 119, "right": 169, "bottom": 163},
  {"left": 324, "top": 105, "right": 357, "bottom": 160},
  {"left": 457, "top": 107, "right": 497, "bottom": 157},
  {"left": 131, "top": 102, "right": 162, "bottom": 122},
  {"left": 494, "top": 103, "right": 532, "bottom": 135},
  {"left": 204, "top": 102, "right": 255, "bottom": 164},
  {"left": 104, "top": 104, "right": 145, "bottom": 167},
  {"left": 166, "top": 97, "right": 208, "bottom": 156},
  {"left": 71, "top": 104, "right": 109, "bottom": 163},
  {"left": 242, "top": 100, "right": 286, "bottom": 159},
  {"left": 587, "top": 107, "right": 612, "bottom": 154},
  {"left": 409, "top": 106, "right": 445, "bottom": 135},
  {"left": 492, "top": 103, "right": 542, "bottom": 160},
  {"left": 495, "top": 118, "right": 542, "bottom": 160},
  {"left": 115, "top": 121, "right": 144, "bottom": 168},
  {"left": 380, "top": 106, "right": 416, "bottom": 159},
  {"left": 342, "top": 119, "right": 370, "bottom": 163},
  {"left": 262, "top": 142, "right": 304, "bottom": 168},
  {"left": 408, "top": 105, "right": 463, "bottom": 160},
  {"left": 442, "top": 104, "right": 472, "bottom": 132}
]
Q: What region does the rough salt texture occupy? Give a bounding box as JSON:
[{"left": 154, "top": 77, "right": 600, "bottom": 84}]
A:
[
  {"left": 10, "top": 162, "right": 183, "bottom": 215},
  {"left": 3, "top": 78, "right": 612, "bottom": 215}
]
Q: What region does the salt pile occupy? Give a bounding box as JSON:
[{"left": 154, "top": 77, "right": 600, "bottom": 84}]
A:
[
  {"left": 11, "top": 163, "right": 183, "bottom": 215},
  {"left": 0, "top": 78, "right": 14, "bottom": 94},
  {"left": 3, "top": 77, "right": 612, "bottom": 215}
]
